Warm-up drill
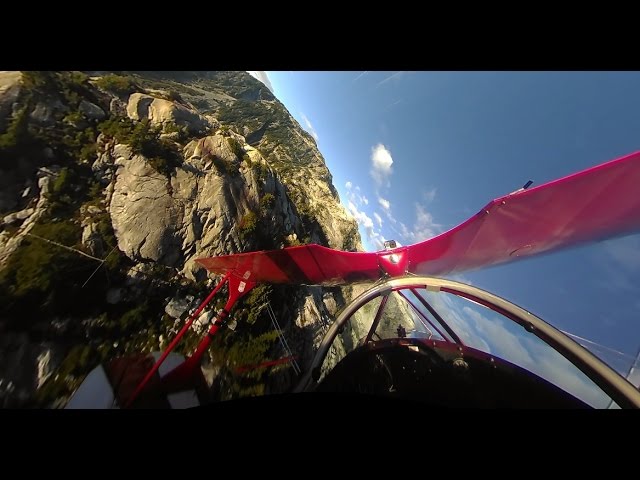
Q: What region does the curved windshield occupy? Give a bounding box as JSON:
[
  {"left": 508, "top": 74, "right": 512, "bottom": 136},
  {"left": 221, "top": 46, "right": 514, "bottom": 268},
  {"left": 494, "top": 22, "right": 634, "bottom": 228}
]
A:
[{"left": 319, "top": 284, "right": 621, "bottom": 408}]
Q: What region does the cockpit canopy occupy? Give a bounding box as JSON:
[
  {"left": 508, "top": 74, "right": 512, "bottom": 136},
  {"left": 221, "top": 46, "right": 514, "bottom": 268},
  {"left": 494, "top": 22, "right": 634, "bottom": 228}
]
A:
[{"left": 298, "top": 277, "right": 640, "bottom": 408}]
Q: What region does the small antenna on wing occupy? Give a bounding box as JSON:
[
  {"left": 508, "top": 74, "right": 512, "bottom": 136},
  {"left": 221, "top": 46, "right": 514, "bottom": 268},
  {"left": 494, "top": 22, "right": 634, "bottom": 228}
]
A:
[{"left": 507, "top": 180, "right": 534, "bottom": 196}]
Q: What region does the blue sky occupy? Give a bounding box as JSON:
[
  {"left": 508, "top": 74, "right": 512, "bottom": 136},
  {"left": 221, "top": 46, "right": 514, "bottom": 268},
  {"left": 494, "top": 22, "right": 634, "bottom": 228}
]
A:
[{"left": 249, "top": 71, "right": 640, "bottom": 378}]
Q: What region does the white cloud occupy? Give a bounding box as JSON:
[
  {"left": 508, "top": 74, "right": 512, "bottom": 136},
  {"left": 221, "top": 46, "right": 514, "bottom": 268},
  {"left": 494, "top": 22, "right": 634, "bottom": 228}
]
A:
[
  {"left": 370, "top": 143, "right": 394, "bottom": 187},
  {"left": 401, "top": 203, "right": 440, "bottom": 243},
  {"left": 300, "top": 113, "right": 319, "bottom": 141},
  {"left": 422, "top": 187, "right": 437, "bottom": 203},
  {"left": 378, "top": 196, "right": 399, "bottom": 227},
  {"left": 374, "top": 212, "right": 383, "bottom": 228},
  {"left": 414, "top": 204, "right": 439, "bottom": 239},
  {"left": 347, "top": 202, "right": 373, "bottom": 230},
  {"left": 246, "top": 71, "right": 274, "bottom": 93},
  {"left": 345, "top": 184, "right": 369, "bottom": 208},
  {"left": 347, "top": 201, "right": 385, "bottom": 251}
]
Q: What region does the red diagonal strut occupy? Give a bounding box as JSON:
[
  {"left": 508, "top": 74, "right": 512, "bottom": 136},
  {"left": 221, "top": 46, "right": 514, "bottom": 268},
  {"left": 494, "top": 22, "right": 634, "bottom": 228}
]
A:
[{"left": 125, "top": 272, "right": 232, "bottom": 408}]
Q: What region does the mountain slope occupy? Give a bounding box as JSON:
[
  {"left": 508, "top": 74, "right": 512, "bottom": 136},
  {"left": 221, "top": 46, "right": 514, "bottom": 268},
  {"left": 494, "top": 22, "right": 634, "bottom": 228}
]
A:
[{"left": 0, "top": 71, "right": 362, "bottom": 407}]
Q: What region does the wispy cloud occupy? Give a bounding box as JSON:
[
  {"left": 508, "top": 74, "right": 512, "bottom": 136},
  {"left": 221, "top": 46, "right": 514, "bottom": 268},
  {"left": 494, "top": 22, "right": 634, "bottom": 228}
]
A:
[
  {"left": 370, "top": 143, "right": 394, "bottom": 187},
  {"left": 401, "top": 203, "right": 441, "bottom": 243},
  {"left": 602, "top": 234, "right": 640, "bottom": 272},
  {"left": 374, "top": 212, "right": 383, "bottom": 228},
  {"left": 422, "top": 187, "right": 437, "bottom": 203},
  {"left": 345, "top": 182, "right": 369, "bottom": 208},
  {"left": 377, "top": 196, "right": 398, "bottom": 227},
  {"left": 246, "top": 71, "right": 274, "bottom": 93},
  {"left": 414, "top": 204, "right": 439, "bottom": 239},
  {"left": 449, "top": 273, "right": 474, "bottom": 286},
  {"left": 593, "top": 233, "right": 640, "bottom": 293},
  {"left": 353, "top": 71, "right": 368, "bottom": 83},
  {"left": 300, "top": 113, "right": 319, "bottom": 141},
  {"left": 347, "top": 201, "right": 385, "bottom": 250},
  {"left": 376, "top": 71, "right": 405, "bottom": 88}
]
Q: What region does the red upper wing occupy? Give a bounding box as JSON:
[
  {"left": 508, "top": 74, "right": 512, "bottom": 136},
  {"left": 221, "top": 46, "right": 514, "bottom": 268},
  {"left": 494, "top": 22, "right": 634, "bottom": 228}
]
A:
[
  {"left": 196, "top": 244, "right": 381, "bottom": 285},
  {"left": 196, "top": 151, "right": 640, "bottom": 285}
]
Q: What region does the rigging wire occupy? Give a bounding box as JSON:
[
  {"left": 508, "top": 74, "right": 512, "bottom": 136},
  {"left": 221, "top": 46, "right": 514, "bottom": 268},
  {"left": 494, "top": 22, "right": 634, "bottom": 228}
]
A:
[
  {"left": 561, "top": 330, "right": 639, "bottom": 365},
  {"left": 267, "top": 303, "right": 301, "bottom": 375}
]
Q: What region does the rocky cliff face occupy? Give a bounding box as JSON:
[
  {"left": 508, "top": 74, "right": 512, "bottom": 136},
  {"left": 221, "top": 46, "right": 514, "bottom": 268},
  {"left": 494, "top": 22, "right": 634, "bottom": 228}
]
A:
[{"left": 0, "top": 71, "right": 362, "bottom": 407}]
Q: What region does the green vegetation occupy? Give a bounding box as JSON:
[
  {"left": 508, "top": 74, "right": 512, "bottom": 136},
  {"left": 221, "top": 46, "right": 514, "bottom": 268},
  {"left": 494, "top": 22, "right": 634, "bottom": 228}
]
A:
[
  {"left": 234, "top": 284, "right": 273, "bottom": 326},
  {"left": 226, "top": 136, "right": 244, "bottom": 159},
  {"left": 239, "top": 210, "right": 258, "bottom": 241},
  {"left": 1, "top": 70, "right": 331, "bottom": 407},
  {"left": 98, "top": 117, "right": 182, "bottom": 176},
  {"left": 95, "top": 74, "right": 138, "bottom": 96},
  {"left": 208, "top": 153, "right": 236, "bottom": 175},
  {"left": 36, "top": 344, "right": 99, "bottom": 405},
  {"left": 0, "top": 167, "right": 125, "bottom": 326},
  {"left": 0, "top": 219, "right": 103, "bottom": 327},
  {"left": 342, "top": 224, "right": 359, "bottom": 251},
  {"left": 162, "top": 121, "right": 190, "bottom": 143},
  {"left": 259, "top": 193, "right": 275, "bottom": 212},
  {"left": 118, "top": 302, "right": 150, "bottom": 333},
  {"left": 22, "top": 71, "right": 96, "bottom": 110},
  {"left": 0, "top": 72, "right": 105, "bottom": 170},
  {"left": 167, "top": 90, "right": 183, "bottom": 103},
  {"left": 51, "top": 167, "right": 72, "bottom": 196},
  {"left": 79, "top": 141, "right": 98, "bottom": 162},
  {"left": 227, "top": 330, "right": 280, "bottom": 371},
  {"left": 63, "top": 110, "right": 84, "bottom": 126},
  {"left": 217, "top": 99, "right": 272, "bottom": 127},
  {"left": 45, "top": 165, "right": 95, "bottom": 218},
  {"left": 120, "top": 72, "right": 207, "bottom": 101},
  {"left": 208, "top": 329, "right": 281, "bottom": 399},
  {"left": 0, "top": 106, "right": 30, "bottom": 152},
  {"left": 285, "top": 236, "right": 303, "bottom": 247},
  {"left": 0, "top": 220, "right": 79, "bottom": 297},
  {"left": 21, "top": 71, "right": 55, "bottom": 90},
  {"left": 252, "top": 159, "right": 269, "bottom": 183}
]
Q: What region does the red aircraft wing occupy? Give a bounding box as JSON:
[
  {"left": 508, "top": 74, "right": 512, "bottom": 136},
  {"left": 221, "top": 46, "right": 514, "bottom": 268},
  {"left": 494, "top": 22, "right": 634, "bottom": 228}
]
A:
[
  {"left": 409, "top": 150, "right": 640, "bottom": 276},
  {"left": 196, "top": 244, "right": 381, "bottom": 285},
  {"left": 196, "top": 151, "right": 640, "bottom": 285}
]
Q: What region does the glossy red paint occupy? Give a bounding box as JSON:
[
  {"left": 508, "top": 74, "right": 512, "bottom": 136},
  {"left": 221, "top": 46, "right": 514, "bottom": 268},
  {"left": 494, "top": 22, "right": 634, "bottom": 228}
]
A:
[
  {"left": 378, "top": 247, "right": 409, "bottom": 277},
  {"left": 196, "top": 151, "right": 640, "bottom": 285}
]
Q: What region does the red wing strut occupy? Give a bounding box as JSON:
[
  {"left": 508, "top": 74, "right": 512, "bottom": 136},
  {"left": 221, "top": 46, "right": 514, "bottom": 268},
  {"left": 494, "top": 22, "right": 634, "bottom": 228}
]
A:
[{"left": 196, "top": 151, "right": 640, "bottom": 285}]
